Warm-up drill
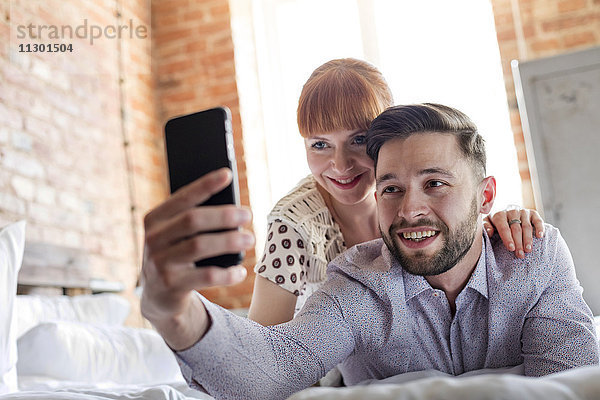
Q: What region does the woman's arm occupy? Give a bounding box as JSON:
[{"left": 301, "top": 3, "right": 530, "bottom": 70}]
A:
[
  {"left": 248, "top": 220, "right": 309, "bottom": 325},
  {"left": 484, "top": 207, "right": 545, "bottom": 259},
  {"left": 248, "top": 276, "right": 297, "bottom": 325}
]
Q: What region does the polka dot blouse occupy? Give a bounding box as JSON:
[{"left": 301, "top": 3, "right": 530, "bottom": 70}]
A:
[
  {"left": 253, "top": 175, "right": 346, "bottom": 315},
  {"left": 255, "top": 220, "right": 309, "bottom": 297}
]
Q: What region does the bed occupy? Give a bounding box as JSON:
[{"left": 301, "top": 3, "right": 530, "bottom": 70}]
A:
[
  {"left": 2, "top": 221, "right": 599, "bottom": 400},
  {"left": 1, "top": 221, "right": 213, "bottom": 400}
]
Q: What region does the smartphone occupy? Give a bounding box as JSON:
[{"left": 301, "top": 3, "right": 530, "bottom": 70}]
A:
[{"left": 164, "top": 106, "right": 243, "bottom": 268}]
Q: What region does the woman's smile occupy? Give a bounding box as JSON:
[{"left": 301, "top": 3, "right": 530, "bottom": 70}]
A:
[{"left": 327, "top": 173, "right": 364, "bottom": 189}]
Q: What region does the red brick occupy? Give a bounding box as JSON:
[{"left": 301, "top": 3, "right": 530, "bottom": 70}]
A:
[
  {"left": 182, "top": 9, "right": 206, "bottom": 22},
  {"left": 563, "top": 31, "right": 597, "bottom": 47},
  {"left": 201, "top": 49, "right": 235, "bottom": 66},
  {"left": 209, "top": 2, "right": 230, "bottom": 19},
  {"left": 163, "top": 88, "right": 196, "bottom": 103},
  {"left": 496, "top": 40, "right": 520, "bottom": 59},
  {"left": 185, "top": 40, "right": 208, "bottom": 53},
  {"left": 152, "top": 0, "right": 184, "bottom": 17},
  {"left": 558, "top": 0, "right": 587, "bottom": 13},
  {"left": 155, "top": 26, "right": 194, "bottom": 44},
  {"left": 155, "top": 41, "right": 187, "bottom": 58},
  {"left": 491, "top": 0, "right": 511, "bottom": 11},
  {"left": 196, "top": 19, "right": 231, "bottom": 35},
  {"left": 152, "top": 13, "right": 180, "bottom": 29},
  {"left": 159, "top": 58, "right": 193, "bottom": 74},
  {"left": 542, "top": 14, "right": 597, "bottom": 32},
  {"left": 522, "top": 24, "right": 536, "bottom": 38},
  {"left": 493, "top": 11, "right": 514, "bottom": 27},
  {"left": 530, "top": 38, "right": 561, "bottom": 52},
  {"left": 210, "top": 34, "right": 233, "bottom": 50}
]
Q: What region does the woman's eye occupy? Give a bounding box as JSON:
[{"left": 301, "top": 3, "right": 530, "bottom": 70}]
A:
[
  {"left": 382, "top": 186, "right": 399, "bottom": 194},
  {"left": 353, "top": 135, "right": 366, "bottom": 145},
  {"left": 311, "top": 141, "right": 327, "bottom": 149}
]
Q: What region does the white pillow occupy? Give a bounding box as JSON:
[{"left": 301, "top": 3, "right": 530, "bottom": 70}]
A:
[
  {"left": 15, "top": 293, "right": 131, "bottom": 338},
  {"left": 0, "top": 221, "right": 26, "bottom": 394},
  {"left": 17, "top": 321, "right": 183, "bottom": 385}
]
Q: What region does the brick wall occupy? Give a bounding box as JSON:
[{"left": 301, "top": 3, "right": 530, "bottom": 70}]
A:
[
  {"left": 490, "top": 0, "right": 600, "bottom": 208},
  {"left": 0, "top": 0, "right": 254, "bottom": 322},
  {"left": 0, "top": 0, "right": 163, "bottom": 325}
]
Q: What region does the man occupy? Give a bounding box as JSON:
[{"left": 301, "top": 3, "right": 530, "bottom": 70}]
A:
[{"left": 141, "top": 104, "right": 598, "bottom": 400}]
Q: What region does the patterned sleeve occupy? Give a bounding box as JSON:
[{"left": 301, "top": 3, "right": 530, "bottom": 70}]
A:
[
  {"left": 521, "top": 228, "right": 599, "bottom": 376},
  {"left": 254, "top": 220, "right": 308, "bottom": 296}
]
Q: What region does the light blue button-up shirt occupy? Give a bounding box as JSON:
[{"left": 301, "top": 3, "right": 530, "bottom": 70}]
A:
[{"left": 175, "top": 225, "right": 599, "bottom": 400}]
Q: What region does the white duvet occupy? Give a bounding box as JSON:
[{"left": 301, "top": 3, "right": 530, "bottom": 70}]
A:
[
  {"left": 4, "top": 366, "right": 600, "bottom": 400},
  {"left": 0, "top": 382, "right": 211, "bottom": 400},
  {"left": 3, "top": 304, "right": 598, "bottom": 400},
  {"left": 2, "top": 293, "right": 211, "bottom": 400},
  {"left": 290, "top": 316, "right": 599, "bottom": 399},
  {"left": 290, "top": 365, "right": 600, "bottom": 400}
]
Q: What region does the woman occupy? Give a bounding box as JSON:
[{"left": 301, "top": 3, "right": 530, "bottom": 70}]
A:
[{"left": 248, "top": 58, "right": 543, "bottom": 326}]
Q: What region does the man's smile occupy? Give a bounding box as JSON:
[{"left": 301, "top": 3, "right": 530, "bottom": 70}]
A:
[{"left": 397, "top": 229, "right": 439, "bottom": 249}]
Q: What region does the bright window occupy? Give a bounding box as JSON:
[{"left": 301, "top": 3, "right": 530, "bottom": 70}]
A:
[{"left": 231, "top": 0, "right": 522, "bottom": 252}]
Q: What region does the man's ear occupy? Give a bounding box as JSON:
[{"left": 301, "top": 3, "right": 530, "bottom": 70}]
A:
[
  {"left": 479, "top": 176, "right": 496, "bottom": 214},
  {"left": 374, "top": 191, "right": 378, "bottom": 202}
]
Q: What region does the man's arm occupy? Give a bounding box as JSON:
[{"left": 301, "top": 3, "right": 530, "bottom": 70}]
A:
[
  {"left": 140, "top": 169, "right": 354, "bottom": 399},
  {"left": 521, "top": 228, "right": 599, "bottom": 376},
  {"left": 175, "top": 290, "right": 354, "bottom": 399}
]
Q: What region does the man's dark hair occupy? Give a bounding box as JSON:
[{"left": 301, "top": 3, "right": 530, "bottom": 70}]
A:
[{"left": 366, "top": 103, "right": 486, "bottom": 180}]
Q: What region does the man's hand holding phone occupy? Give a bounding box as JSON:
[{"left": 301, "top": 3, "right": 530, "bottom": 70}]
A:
[{"left": 140, "top": 168, "right": 254, "bottom": 351}]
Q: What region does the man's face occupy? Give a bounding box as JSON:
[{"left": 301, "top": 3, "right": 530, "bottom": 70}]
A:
[{"left": 375, "top": 133, "right": 483, "bottom": 276}]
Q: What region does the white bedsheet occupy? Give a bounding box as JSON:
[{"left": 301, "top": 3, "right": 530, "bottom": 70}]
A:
[
  {"left": 290, "top": 365, "right": 600, "bottom": 400},
  {"left": 4, "top": 316, "right": 598, "bottom": 400},
  {"left": 5, "top": 366, "right": 600, "bottom": 400},
  {"left": 289, "top": 317, "right": 600, "bottom": 399},
  {"left": 0, "top": 381, "right": 212, "bottom": 400}
]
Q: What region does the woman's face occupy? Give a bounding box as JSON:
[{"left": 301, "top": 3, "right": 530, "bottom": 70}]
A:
[{"left": 304, "top": 129, "right": 375, "bottom": 206}]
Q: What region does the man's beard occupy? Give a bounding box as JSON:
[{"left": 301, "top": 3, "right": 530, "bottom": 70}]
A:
[{"left": 381, "top": 197, "right": 479, "bottom": 276}]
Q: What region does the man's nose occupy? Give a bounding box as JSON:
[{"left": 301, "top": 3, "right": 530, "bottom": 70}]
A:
[{"left": 398, "top": 189, "right": 428, "bottom": 220}]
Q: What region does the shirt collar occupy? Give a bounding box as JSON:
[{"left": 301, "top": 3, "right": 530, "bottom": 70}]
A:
[
  {"left": 465, "top": 234, "right": 489, "bottom": 299},
  {"left": 382, "top": 244, "right": 434, "bottom": 301},
  {"left": 402, "top": 270, "right": 433, "bottom": 301}
]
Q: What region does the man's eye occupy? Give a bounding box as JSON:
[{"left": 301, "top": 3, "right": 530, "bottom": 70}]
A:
[
  {"left": 353, "top": 135, "right": 366, "bottom": 145},
  {"left": 311, "top": 141, "right": 327, "bottom": 149},
  {"left": 382, "top": 186, "right": 399, "bottom": 194},
  {"left": 427, "top": 180, "right": 445, "bottom": 188}
]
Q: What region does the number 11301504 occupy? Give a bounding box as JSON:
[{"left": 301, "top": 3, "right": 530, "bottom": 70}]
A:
[{"left": 19, "top": 43, "right": 73, "bottom": 53}]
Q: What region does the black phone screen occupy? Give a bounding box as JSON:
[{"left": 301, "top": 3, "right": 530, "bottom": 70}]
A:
[
  {"left": 164, "top": 107, "right": 243, "bottom": 267},
  {"left": 165, "top": 107, "right": 238, "bottom": 206}
]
